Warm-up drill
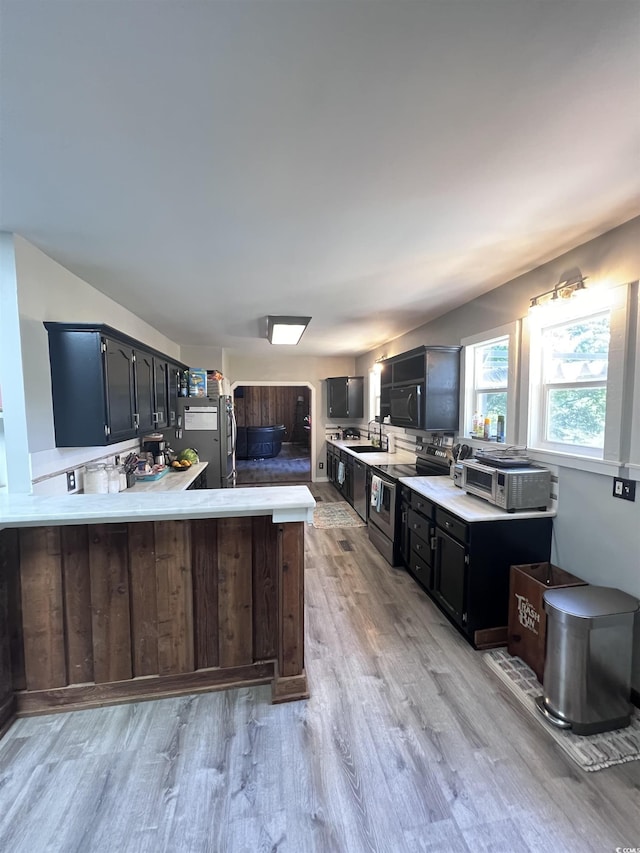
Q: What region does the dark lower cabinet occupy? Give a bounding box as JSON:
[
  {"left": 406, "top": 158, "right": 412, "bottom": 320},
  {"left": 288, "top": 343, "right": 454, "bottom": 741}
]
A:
[
  {"left": 187, "top": 470, "right": 208, "bottom": 489},
  {"left": 402, "top": 488, "right": 553, "bottom": 649},
  {"left": 433, "top": 526, "right": 466, "bottom": 623},
  {"left": 402, "top": 488, "right": 436, "bottom": 592}
]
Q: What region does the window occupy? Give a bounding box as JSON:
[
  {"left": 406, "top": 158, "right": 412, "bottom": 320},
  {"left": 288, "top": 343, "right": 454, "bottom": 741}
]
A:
[
  {"left": 541, "top": 312, "right": 609, "bottom": 448},
  {"left": 369, "top": 366, "right": 381, "bottom": 422},
  {"left": 462, "top": 323, "right": 518, "bottom": 442},
  {"left": 527, "top": 284, "right": 629, "bottom": 462}
]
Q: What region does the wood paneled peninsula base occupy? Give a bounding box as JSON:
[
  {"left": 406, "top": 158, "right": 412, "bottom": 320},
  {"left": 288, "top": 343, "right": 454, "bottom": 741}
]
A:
[{"left": 0, "top": 486, "right": 315, "bottom": 732}]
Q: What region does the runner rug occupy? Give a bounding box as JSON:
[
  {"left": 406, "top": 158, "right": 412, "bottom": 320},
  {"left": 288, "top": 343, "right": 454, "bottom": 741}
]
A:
[
  {"left": 311, "top": 503, "right": 366, "bottom": 529},
  {"left": 484, "top": 648, "right": 640, "bottom": 772}
]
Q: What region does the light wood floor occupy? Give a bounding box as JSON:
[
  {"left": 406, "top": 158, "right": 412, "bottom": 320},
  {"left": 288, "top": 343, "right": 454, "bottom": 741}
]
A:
[{"left": 0, "top": 483, "right": 638, "bottom": 852}]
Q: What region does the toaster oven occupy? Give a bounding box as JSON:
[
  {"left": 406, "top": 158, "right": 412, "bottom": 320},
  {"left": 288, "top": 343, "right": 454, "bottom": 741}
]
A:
[{"left": 461, "top": 459, "right": 551, "bottom": 511}]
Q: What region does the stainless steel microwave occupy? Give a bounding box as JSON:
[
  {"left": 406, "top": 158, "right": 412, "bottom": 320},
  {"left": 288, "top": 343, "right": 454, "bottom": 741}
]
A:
[
  {"left": 461, "top": 459, "right": 551, "bottom": 511},
  {"left": 389, "top": 385, "right": 422, "bottom": 429}
]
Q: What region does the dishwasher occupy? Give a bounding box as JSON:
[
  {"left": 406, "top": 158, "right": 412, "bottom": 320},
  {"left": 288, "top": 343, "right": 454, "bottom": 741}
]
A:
[{"left": 352, "top": 458, "right": 367, "bottom": 521}]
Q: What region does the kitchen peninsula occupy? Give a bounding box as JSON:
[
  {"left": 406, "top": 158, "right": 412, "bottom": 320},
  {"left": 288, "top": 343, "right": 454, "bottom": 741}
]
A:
[{"left": 0, "top": 485, "right": 314, "bottom": 735}]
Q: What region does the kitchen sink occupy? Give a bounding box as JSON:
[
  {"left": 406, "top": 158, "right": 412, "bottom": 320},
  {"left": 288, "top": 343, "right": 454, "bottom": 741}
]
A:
[{"left": 348, "top": 445, "right": 381, "bottom": 453}]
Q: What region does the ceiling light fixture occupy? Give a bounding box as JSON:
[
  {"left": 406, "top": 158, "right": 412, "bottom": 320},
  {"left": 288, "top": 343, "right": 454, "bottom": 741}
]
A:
[
  {"left": 529, "top": 268, "right": 588, "bottom": 311},
  {"left": 266, "top": 315, "right": 311, "bottom": 345}
]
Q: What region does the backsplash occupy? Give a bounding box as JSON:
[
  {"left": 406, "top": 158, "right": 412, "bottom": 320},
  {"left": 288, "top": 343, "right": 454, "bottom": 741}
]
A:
[{"left": 30, "top": 438, "right": 140, "bottom": 496}]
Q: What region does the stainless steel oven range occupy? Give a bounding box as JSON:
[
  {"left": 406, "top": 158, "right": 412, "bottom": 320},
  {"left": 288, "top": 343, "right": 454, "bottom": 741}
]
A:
[{"left": 368, "top": 442, "right": 451, "bottom": 566}]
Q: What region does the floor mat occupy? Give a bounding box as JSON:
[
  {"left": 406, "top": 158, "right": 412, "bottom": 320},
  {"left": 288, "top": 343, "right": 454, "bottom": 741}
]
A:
[
  {"left": 484, "top": 648, "right": 640, "bottom": 771},
  {"left": 311, "top": 503, "right": 366, "bottom": 529}
]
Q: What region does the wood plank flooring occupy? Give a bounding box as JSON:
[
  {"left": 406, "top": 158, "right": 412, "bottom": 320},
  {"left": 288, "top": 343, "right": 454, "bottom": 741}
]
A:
[{"left": 0, "top": 483, "right": 639, "bottom": 852}]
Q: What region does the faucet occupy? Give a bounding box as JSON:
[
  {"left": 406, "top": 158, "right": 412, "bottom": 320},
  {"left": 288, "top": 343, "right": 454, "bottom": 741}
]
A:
[{"left": 368, "top": 419, "right": 388, "bottom": 450}]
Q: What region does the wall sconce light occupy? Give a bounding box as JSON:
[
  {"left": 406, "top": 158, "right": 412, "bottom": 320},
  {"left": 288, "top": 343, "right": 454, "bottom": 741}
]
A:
[
  {"left": 266, "top": 315, "right": 311, "bottom": 345},
  {"left": 529, "top": 268, "right": 588, "bottom": 311},
  {"left": 372, "top": 355, "right": 387, "bottom": 375}
]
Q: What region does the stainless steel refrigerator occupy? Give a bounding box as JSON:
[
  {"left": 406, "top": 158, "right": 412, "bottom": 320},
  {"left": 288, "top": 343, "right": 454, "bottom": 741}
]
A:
[{"left": 172, "top": 395, "right": 237, "bottom": 488}]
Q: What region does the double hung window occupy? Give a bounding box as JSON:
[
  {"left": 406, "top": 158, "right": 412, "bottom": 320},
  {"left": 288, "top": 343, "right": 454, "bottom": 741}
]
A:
[
  {"left": 527, "top": 284, "right": 629, "bottom": 462},
  {"left": 462, "top": 323, "right": 518, "bottom": 442}
]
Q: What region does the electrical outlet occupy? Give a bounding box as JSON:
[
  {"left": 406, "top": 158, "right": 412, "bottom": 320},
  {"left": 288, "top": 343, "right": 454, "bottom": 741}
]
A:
[
  {"left": 67, "top": 471, "right": 76, "bottom": 491},
  {"left": 612, "top": 477, "right": 636, "bottom": 502},
  {"left": 318, "top": 461, "right": 324, "bottom": 469}
]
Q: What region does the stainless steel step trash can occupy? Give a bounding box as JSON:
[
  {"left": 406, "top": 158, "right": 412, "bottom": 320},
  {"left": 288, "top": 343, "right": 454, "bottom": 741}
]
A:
[{"left": 535, "top": 585, "right": 639, "bottom": 735}]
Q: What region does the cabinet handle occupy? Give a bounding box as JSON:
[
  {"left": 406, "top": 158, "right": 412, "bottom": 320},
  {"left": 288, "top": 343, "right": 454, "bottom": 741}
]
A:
[
  {"left": 445, "top": 520, "right": 452, "bottom": 528},
  {"left": 133, "top": 413, "right": 139, "bottom": 429}
]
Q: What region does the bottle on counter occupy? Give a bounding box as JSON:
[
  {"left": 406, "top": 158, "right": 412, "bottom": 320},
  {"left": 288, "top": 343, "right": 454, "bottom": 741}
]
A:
[
  {"left": 497, "top": 415, "right": 505, "bottom": 443},
  {"left": 472, "top": 411, "right": 482, "bottom": 437},
  {"left": 483, "top": 415, "right": 491, "bottom": 440}
]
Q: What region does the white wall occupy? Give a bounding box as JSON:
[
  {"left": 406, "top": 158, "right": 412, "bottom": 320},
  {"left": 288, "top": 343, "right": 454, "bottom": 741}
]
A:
[
  {"left": 12, "top": 236, "right": 181, "bottom": 483},
  {"left": 225, "top": 349, "right": 357, "bottom": 479},
  {"left": 0, "top": 233, "right": 31, "bottom": 491},
  {"left": 180, "top": 345, "right": 224, "bottom": 374}
]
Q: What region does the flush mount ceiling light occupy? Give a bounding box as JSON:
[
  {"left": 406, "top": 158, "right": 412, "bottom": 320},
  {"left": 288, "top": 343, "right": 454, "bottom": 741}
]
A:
[
  {"left": 266, "top": 315, "right": 311, "bottom": 345},
  {"left": 529, "top": 268, "right": 588, "bottom": 311}
]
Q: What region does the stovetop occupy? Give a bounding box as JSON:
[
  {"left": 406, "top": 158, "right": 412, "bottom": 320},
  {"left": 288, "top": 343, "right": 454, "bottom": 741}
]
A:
[{"left": 372, "top": 444, "right": 451, "bottom": 482}]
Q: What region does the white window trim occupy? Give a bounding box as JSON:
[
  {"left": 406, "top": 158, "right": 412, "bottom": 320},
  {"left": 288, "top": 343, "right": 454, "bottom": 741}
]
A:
[
  {"left": 461, "top": 321, "right": 519, "bottom": 445},
  {"left": 625, "top": 281, "right": 640, "bottom": 471},
  {"left": 368, "top": 367, "right": 381, "bottom": 422},
  {"left": 524, "top": 282, "right": 630, "bottom": 465}
]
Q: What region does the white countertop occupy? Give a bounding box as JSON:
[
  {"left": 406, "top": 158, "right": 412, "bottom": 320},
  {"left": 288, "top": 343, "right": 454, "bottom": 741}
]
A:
[
  {"left": 327, "top": 438, "right": 416, "bottom": 466},
  {"left": 327, "top": 438, "right": 554, "bottom": 523},
  {"left": 127, "top": 461, "right": 209, "bottom": 493},
  {"left": 0, "top": 484, "right": 315, "bottom": 529},
  {"left": 400, "top": 476, "right": 556, "bottom": 522}
]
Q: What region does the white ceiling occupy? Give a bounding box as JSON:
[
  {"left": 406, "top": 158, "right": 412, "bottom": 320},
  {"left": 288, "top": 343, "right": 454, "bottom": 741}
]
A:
[{"left": 1, "top": 1, "right": 639, "bottom": 357}]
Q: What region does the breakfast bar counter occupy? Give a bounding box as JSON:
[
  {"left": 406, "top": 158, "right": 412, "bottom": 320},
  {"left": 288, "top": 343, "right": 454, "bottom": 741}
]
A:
[{"left": 0, "top": 486, "right": 315, "bottom": 733}]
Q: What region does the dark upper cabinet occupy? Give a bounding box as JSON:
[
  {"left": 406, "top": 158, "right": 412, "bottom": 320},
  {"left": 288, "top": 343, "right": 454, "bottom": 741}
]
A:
[
  {"left": 44, "top": 322, "right": 186, "bottom": 446},
  {"left": 326, "top": 376, "right": 364, "bottom": 419},
  {"left": 167, "top": 362, "right": 181, "bottom": 426},
  {"left": 153, "top": 359, "right": 169, "bottom": 429},
  {"left": 104, "top": 337, "right": 136, "bottom": 443},
  {"left": 134, "top": 348, "right": 155, "bottom": 434},
  {"left": 378, "top": 346, "right": 461, "bottom": 431}
]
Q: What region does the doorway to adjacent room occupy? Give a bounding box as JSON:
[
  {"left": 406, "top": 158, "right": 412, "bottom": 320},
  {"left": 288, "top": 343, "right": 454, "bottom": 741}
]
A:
[{"left": 233, "top": 384, "right": 311, "bottom": 485}]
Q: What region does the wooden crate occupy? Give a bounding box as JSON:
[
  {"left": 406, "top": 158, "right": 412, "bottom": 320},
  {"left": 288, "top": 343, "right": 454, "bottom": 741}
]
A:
[{"left": 507, "top": 562, "right": 587, "bottom": 682}]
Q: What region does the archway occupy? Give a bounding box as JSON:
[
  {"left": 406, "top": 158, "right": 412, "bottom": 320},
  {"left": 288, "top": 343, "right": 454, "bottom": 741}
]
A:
[{"left": 231, "top": 381, "right": 315, "bottom": 485}]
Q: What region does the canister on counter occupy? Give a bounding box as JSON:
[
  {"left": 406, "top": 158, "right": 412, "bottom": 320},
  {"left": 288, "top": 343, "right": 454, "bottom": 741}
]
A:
[{"left": 84, "top": 463, "right": 108, "bottom": 494}]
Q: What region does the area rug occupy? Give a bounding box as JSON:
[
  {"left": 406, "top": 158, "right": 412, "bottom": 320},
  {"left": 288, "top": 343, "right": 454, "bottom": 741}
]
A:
[
  {"left": 483, "top": 648, "right": 640, "bottom": 772},
  {"left": 311, "top": 503, "right": 366, "bottom": 529}
]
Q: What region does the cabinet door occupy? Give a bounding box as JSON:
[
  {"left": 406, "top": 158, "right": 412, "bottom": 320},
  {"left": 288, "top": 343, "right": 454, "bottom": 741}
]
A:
[
  {"left": 167, "top": 362, "right": 181, "bottom": 426},
  {"left": 153, "top": 358, "right": 169, "bottom": 428},
  {"left": 134, "top": 350, "right": 155, "bottom": 434},
  {"left": 104, "top": 338, "right": 136, "bottom": 442},
  {"left": 424, "top": 348, "right": 461, "bottom": 431},
  {"left": 379, "top": 362, "right": 391, "bottom": 421},
  {"left": 327, "top": 378, "right": 348, "bottom": 418},
  {"left": 433, "top": 527, "right": 467, "bottom": 625},
  {"left": 347, "top": 377, "right": 364, "bottom": 419}
]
